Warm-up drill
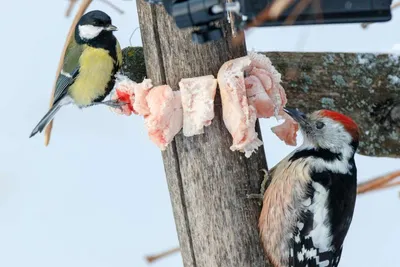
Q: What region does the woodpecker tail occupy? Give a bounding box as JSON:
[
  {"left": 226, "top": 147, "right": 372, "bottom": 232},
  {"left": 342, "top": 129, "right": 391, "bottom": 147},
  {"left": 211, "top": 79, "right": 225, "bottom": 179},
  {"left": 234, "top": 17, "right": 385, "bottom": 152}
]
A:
[{"left": 29, "top": 102, "right": 62, "bottom": 138}]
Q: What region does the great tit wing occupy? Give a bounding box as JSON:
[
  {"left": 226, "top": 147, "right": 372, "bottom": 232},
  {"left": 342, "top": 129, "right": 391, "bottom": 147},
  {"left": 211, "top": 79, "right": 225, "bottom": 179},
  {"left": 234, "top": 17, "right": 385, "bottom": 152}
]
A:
[
  {"left": 53, "top": 69, "right": 78, "bottom": 104},
  {"left": 53, "top": 37, "right": 83, "bottom": 104}
]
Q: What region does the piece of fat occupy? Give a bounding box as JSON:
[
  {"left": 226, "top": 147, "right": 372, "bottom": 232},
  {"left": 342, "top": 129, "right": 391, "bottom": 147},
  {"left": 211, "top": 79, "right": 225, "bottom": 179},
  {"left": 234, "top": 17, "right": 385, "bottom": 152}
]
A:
[
  {"left": 245, "top": 75, "right": 275, "bottom": 118},
  {"left": 109, "top": 77, "right": 153, "bottom": 116},
  {"left": 179, "top": 75, "right": 217, "bottom": 137},
  {"left": 132, "top": 79, "right": 153, "bottom": 116},
  {"left": 145, "top": 85, "right": 183, "bottom": 150},
  {"left": 271, "top": 113, "right": 299, "bottom": 146},
  {"left": 247, "top": 52, "right": 287, "bottom": 116},
  {"left": 217, "top": 56, "right": 263, "bottom": 158},
  {"left": 110, "top": 78, "right": 136, "bottom": 116}
]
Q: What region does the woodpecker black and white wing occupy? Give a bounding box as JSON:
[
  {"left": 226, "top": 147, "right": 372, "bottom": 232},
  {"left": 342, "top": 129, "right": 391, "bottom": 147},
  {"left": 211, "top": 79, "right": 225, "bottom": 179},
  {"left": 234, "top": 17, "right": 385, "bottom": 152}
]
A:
[{"left": 288, "top": 169, "right": 357, "bottom": 267}]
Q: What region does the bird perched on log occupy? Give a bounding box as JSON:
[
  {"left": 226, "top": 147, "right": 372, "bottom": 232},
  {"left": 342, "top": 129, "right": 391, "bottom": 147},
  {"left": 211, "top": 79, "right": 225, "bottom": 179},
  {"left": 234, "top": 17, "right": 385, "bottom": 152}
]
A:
[
  {"left": 30, "top": 10, "right": 123, "bottom": 138},
  {"left": 258, "top": 108, "right": 360, "bottom": 267}
]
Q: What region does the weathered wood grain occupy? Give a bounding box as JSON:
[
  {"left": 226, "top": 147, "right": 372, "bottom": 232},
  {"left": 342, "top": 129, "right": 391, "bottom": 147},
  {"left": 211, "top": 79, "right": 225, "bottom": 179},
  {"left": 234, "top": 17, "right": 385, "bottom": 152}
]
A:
[
  {"left": 122, "top": 48, "right": 400, "bottom": 158},
  {"left": 136, "top": 1, "right": 270, "bottom": 267}
]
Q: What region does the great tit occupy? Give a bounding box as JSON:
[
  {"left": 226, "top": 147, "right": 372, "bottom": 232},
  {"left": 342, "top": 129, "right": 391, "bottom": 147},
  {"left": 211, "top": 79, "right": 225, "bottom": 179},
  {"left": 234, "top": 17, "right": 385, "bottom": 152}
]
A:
[{"left": 30, "top": 10, "right": 123, "bottom": 138}]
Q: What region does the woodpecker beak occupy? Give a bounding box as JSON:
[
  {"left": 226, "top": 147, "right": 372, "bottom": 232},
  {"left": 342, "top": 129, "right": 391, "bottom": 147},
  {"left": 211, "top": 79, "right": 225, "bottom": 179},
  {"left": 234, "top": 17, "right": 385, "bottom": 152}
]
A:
[
  {"left": 283, "top": 107, "right": 309, "bottom": 125},
  {"left": 106, "top": 24, "right": 118, "bottom": 31}
]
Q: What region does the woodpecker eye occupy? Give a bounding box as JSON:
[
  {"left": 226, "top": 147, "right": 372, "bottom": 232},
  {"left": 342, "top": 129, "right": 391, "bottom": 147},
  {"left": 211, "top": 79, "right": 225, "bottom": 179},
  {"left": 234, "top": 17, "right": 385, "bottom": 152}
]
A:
[{"left": 316, "top": 121, "right": 325, "bottom": 129}]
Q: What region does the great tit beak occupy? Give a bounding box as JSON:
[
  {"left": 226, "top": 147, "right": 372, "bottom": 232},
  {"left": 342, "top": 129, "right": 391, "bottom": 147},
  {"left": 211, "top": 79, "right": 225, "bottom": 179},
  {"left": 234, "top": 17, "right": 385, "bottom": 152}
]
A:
[
  {"left": 106, "top": 24, "right": 118, "bottom": 31},
  {"left": 283, "top": 107, "right": 308, "bottom": 125}
]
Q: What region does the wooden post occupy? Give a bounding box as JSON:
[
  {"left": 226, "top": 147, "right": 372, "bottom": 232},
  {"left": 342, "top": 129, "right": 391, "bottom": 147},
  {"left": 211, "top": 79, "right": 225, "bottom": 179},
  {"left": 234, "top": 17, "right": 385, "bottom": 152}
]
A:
[{"left": 136, "top": 1, "right": 270, "bottom": 266}]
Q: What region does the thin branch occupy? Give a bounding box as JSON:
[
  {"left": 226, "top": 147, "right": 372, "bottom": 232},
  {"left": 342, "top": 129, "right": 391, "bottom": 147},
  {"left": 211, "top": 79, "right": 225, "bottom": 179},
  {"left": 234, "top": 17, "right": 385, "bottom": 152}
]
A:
[
  {"left": 97, "top": 0, "right": 125, "bottom": 14},
  {"left": 268, "top": 0, "right": 295, "bottom": 20},
  {"left": 145, "top": 246, "right": 180, "bottom": 263},
  {"left": 378, "top": 180, "right": 400, "bottom": 190},
  {"left": 283, "top": 0, "right": 313, "bottom": 25},
  {"left": 311, "top": 0, "right": 323, "bottom": 23},
  {"left": 65, "top": 0, "right": 78, "bottom": 17},
  {"left": 357, "top": 170, "right": 400, "bottom": 194},
  {"left": 44, "top": 0, "right": 93, "bottom": 146},
  {"left": 233, "top": 0, "right": 294, "bottom": 45},
  {"left": 233, "top": 0, "right": 317, "bottom": 45}
]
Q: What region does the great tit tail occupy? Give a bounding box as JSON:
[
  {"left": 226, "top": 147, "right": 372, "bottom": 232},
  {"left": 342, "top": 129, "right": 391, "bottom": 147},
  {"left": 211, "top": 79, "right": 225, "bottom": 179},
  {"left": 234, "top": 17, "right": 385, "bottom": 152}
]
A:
[{"left": 29, "top": 102, "right": 62, "bottom": 138}]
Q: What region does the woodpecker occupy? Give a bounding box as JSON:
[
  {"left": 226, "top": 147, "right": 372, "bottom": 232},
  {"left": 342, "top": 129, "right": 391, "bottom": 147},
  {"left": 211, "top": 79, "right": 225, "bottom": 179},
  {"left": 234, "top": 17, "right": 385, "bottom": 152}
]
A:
[{"left": 259, "top": 108, "right": 360, "bottom": 267}]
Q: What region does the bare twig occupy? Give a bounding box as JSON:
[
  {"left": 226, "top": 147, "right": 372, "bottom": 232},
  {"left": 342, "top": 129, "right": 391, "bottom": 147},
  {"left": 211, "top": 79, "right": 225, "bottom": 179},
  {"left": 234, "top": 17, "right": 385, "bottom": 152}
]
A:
[
  {"left": 233, "top": 0, "right": 317, "bottom": 45},
  {"left": 268, "top": 0, "right": 294, "bottom": 19},
  {"left": 98, "top": 0, "right": 125, "bottom": 14},
  {"left": 233, "top": 0, "right": 294, "bottom": 45},
  {"left": 361, "top": 1, "right": 400, "bottom": 29},
  {"left": 391, "top": 2, "right": 400, "bottom": 10},
  {"left": 44, "top": 0, "right": 93, "bottom": 146},
  {"left": 312, "top": 0, "right": 323, "bottom": 23},
  {"left": 357, "top": 170, "right": 400, "bottom": 194},
  {"left": 129, "top": 27, "right": 140, "bottom": 46},
  {"left": 378, "top": 180, "right": 400, "bottom": 190},
  {"left": 65, "top": 0, "right": 78, "bottom": 17},
  {"left": 284, "top": 0, "right": 312, "bottom": 25},
  {"left": 145, "top": 246, "right": 180, "bottom": 263}
]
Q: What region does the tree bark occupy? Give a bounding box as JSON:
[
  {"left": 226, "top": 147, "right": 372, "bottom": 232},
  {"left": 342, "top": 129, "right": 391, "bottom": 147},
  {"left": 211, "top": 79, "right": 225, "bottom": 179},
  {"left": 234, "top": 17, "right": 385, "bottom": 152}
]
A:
[
  {"left": 122, "top": 48, "right": 400, "bottom": 158},
  {"left": 136, "top": 1, "right": 270, "bottom": 267}
]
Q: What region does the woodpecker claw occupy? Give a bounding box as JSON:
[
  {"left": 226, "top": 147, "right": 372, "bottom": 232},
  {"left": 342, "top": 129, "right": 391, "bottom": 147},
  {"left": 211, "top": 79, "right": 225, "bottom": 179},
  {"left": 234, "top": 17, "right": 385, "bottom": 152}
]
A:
[
  {"left": 246, "top": 193, "right": 264, "bottom": 200},
  {"left": 246, "top": 194, "right": 263, "bottom": 206},
  {"left": 102, "top": 99, "right": 128, "bottom": 109},
  {"left": 87, "top": 99, "right": 128, "bottom": 111},
  {"left": 247, "top": 169, "right": 271, "bottom": 206},
  {"left": 259, "top": 168, "right": 272, "bottom": 195}
]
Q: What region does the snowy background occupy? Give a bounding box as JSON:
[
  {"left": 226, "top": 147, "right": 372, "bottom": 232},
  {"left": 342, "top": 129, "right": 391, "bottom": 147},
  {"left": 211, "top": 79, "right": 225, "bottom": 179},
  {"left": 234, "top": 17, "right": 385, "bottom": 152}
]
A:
[{"left": 0, "top": 1, "right": 399, "bottom": 267}]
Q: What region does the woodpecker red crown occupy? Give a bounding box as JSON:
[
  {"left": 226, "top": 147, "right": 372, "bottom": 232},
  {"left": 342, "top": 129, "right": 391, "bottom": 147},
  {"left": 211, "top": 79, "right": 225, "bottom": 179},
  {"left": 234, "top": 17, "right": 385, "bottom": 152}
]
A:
[{"left": 319, "top": 110, "right": 360, "bottom": 141}]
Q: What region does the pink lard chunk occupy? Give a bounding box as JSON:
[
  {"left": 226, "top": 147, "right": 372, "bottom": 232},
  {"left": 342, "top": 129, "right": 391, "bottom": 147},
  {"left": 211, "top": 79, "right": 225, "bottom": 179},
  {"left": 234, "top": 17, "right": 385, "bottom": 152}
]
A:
[
  {"left": 132, "top": 79, "right": 153, "bottom": 116},
  {"left": 217, "top": 56, "right": 263, "bottom": 158},
  {"left": 109, "top": 78, "right": 153, "bottom": 116},
  {"left": 245, "top": 75, "right": 275, "bottom": 118},
  {"left": 247, "top": 52, "right": 287, "bottom": 116},
  {"left": 271, "top": 113, "right": 299, "bottom": 146},
  {"left": 145, "top": 85, "right": 183, "bottom": 150},
  {"left": 247, "top": 52, "right": 298, "bottom": 146},
  {"left": 179, "top": 75, "right": 217, "bottom": 136}
]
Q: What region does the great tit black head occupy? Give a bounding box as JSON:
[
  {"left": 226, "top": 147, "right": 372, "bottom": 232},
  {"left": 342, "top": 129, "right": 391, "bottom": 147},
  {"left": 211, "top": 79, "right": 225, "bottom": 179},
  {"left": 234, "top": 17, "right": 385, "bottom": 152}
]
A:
[
  {"left": 76, "top": 10, "right": 118, "bottom": 42},
  {"left": 29, "top": 9, "right": 123, "bottom": 138}
]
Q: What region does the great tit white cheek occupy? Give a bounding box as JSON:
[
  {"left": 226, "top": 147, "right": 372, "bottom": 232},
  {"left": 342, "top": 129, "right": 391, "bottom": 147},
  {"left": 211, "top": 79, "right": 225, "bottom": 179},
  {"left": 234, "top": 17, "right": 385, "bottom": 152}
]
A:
[{"left": 78, "top": 24, "right": 104, "bottom": 40}]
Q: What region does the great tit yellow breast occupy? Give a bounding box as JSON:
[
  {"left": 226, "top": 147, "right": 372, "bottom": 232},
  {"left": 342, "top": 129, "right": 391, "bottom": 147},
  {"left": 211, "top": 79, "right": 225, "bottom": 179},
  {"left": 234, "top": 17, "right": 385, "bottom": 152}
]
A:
[{"left": 69, "top": 45, "right": 115, "bottom": 106}]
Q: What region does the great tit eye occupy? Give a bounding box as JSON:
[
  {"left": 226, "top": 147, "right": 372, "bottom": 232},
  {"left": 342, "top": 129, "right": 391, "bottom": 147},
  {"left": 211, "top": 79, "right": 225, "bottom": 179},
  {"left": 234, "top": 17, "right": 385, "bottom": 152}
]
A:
[{"left": 316, "top": 121, "right": 325, "bottom": 129}]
